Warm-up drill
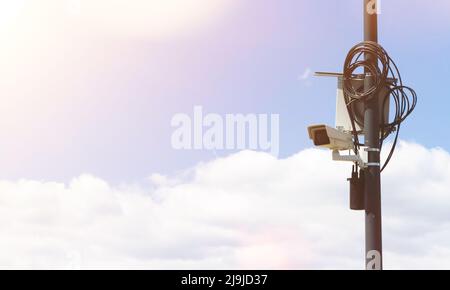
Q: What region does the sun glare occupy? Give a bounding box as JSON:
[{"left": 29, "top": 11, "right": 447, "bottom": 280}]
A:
[
  {"left": 0, "top": 0, "right": 25, "bottom": 27},
  {"left": 0, "top": 0, "right": 235, "bottom": 139},
  {"left": 73, "top": 0, "right": 233, "bottom": 38},
  {"left": 0, "top": 0, "right": 233, "bottom": 38}
]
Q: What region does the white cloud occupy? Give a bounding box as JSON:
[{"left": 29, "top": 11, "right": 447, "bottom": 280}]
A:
[
  {"left": 298, "top": 67, "right": 313, "bottom": 87},
  {"left": 298, "top": 68, "right": 312, "bottom": 81},
  {"left": 0, "top": 141, "right": 449, "bottom": 269}
]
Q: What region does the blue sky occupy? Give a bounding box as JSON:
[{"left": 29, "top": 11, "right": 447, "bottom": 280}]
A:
[
  {"left": 1, "top": 0, "right": 450, "bottom": 270},
  {"left": 1, "top": 0, "right": 449, "bottom": 183}
]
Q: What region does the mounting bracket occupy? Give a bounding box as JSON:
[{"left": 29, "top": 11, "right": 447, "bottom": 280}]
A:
[{"left": 332, "top": 150, "right": 367, "bottom": 169}]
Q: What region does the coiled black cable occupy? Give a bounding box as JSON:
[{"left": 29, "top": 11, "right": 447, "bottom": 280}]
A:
[{"left": 343, "top": 41, "right": 417, "bottom": 171}]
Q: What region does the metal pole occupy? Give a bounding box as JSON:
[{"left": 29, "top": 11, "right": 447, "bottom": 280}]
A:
[{"left": 363, "top": 0, "right": 383, "bottom": 270}]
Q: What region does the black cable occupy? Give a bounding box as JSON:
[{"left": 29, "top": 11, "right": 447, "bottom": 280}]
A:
[{"left": 343, "top": 41, "right": 417, "bottom": 172}]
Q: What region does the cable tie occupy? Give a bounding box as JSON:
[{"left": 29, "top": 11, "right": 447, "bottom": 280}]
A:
[
  {"left": 364, "top": 148, "right": 380, "bottom": 152},
  {"left": 366, "top": 163, "right": 381, "bottom": 167}
]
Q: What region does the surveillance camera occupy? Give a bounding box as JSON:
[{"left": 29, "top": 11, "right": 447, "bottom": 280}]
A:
[{"left": 307, "top": 124, "right": 354, "bottom": 151}]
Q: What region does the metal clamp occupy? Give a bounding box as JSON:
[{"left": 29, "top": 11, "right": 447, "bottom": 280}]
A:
[
  {"left": 364, "top": 148, "right": 380, "bottom": 152},
  {"left": 366, "top": 162, "right": 380, "bottom": 167}
]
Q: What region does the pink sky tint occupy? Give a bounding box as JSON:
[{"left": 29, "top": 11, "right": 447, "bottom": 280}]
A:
[
  {"left": 0, "top": 0, "right": 239, "bottom": 179},
  {"left": 235, "top": 226, "right": 314, "bottom": 269}
]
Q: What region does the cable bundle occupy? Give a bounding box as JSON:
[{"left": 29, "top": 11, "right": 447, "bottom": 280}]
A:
[{"left": 343, "top": 41, "right": 417, "bottom": 171}]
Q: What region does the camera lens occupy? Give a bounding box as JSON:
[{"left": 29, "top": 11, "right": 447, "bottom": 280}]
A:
[{"left": 314, "top": 130, "right": 330, "bottom": 146}]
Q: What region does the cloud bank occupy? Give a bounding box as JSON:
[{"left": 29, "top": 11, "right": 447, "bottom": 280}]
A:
[{"left": 0, "top": 141, "right": 449, "bottom": 269}]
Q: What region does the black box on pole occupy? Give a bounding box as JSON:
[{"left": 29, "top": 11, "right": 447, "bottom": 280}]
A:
[{"left": 349, "top": 167, "right": 365, "bottom": 211}]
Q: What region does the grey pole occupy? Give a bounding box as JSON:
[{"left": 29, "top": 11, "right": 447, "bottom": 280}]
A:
[{"left": 363, "top": 0, "right": 383, "bottom": 270}]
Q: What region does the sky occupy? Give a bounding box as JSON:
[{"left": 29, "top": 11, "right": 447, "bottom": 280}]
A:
[
  {"left": 0, "top": 0, "right": 450, "bottom": 269},
  {"left": 0, "top": 0, "right": 449, "bottom": 182}
]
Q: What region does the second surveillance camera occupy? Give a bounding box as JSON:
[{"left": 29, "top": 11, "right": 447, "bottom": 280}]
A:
[{"left": 307, "top": 125, "right": 354, "bottom": 151}]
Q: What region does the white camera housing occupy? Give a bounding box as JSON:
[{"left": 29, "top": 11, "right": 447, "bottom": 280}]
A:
[
  {"left": 315, "top": 72, "right": 393, "bottom": 134},
  {"left": 307, "top": 125, "right": 354, "bottom": 151}
]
